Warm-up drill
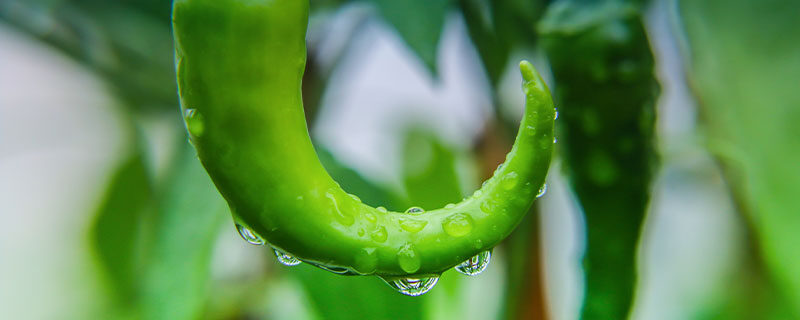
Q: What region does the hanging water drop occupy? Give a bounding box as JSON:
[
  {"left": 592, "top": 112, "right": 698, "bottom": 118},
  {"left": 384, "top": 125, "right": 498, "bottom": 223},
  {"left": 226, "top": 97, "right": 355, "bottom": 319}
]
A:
[
  {"left": 405, "top": 207, "right": 424, "bottom": 214},
  {"left": 273, "top": 248, "right": 302, "bottom": 266},
  {"left": 236, "top": 224, "right": 264, "bottom": 245},
  {"left": 183, "top": 108, "right": 205, "bottom": 137},
  {"left": 537, "top": 184, "right": 547, "bottom": 198},
  {"left": 455, "top": 251, "right": 491, "bottom": 276},
  {"left": 554, "top": 109, "right": 559, "bottom": 120},
  {"left": 383, "top": 277, "right": 439, "bottom": 297},
  {"left": 397, "top": 243, "right": 421, "bottom": 273}
]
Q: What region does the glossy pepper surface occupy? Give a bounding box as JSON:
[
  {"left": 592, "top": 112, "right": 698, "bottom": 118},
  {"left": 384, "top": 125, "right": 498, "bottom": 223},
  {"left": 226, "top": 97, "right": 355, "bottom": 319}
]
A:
[{"left": 172, "top": 0, "right": 555, "bottom": 277}]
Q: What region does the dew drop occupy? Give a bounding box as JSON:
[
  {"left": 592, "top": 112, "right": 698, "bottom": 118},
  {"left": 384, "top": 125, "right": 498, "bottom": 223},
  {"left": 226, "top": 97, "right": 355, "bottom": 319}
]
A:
[
  {"left": 479, "top": 200, "right": 493, "bottom": 213},
  {"left": 442, "top": 213, "right": 474, "bottom": 237},
  {"left": 397, "top": 243, "right": 421, "bottom": 273},
  {"left": 376, "top": 206, "right": 388, "bottom": 213},
  {"left": 273, "top": 248, "right": 302, "bottom": 266},
  {"left": 348, "top": 193, "right": 361, "bottom": 202},
  {"left": 183, "top": 108, "right": 205, "bottom": 137},
  {"left": 473, "top": 190, "right": 483, "bottom": 197},
  {"left": 365, "top": 212, "right": 377, "bottom": 223},
  {"left": 326, "top": 191, "right": 354, "bottom": 226},
  {"left": 537, "top": 184, "right": 548, "bottom": 198},
  {"left": 370, "top": 226, "right": 388, "bottom": 243},
  {"left": 445, "top": 203, "right": 456, "bottom": 209},
  {"left": 501, "top": 171, "right": 519, "bottom": 190},
  {"left": 236, "top": 224, "right": 264, "bottom": 245},
  {"left": 553, "top": 137, "right": 558, "bottom": 144},
  {"left": 383, "top": 277, "right": 439, "bottom": 296},
  {"left": 526, "top": 125, "right": 536, "bottom": 136},
  {"left": 554, "top": 109, "right": 559, "bottom": 120},
  {"left": 455, "top": 251, "right": 491, "bottom": 276},
  {"left": 405, "top": 207, "right": 424, "bottom": 214},
  {"left": 399, "top": 218, "right": 428, "bottom": 233}
]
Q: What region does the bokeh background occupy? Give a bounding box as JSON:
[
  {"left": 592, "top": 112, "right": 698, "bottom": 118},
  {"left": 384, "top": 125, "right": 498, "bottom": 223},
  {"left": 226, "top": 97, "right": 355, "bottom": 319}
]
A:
[{"left": 1, "top": 0, "right": 798, "bottom": 319}]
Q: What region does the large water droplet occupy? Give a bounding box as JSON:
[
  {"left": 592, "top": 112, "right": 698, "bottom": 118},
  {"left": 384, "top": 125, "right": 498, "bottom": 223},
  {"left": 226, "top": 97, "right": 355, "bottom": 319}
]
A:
[
  {"left": 397, "top": 243, "right": 421, "bottom": 273},
  {"left": 273, "top": 248, "right": 302, "bottom": 266},
  {"left": 326, "top": 191, "right": 354, "bottom": 226},
  {"left": 537, "top": 184, "right": 547, "bottom": 198},
  {"left": 405, "top": 207, "right": 424, "bottom": 214},
  {"left": 399, "top": 218, "right": 427, "bottom": 233},
  {"left": 183, "top": 108, "right": 205, "bottom": 137},
  {"left": 383, "top": 277, "right": 439, "bottom": 296},
  {"left": 365, "top": 212, "right": 377, "bottom": 223},
  {"left": 370, "top": 226, "right": 388, "bottom": 243},
  {"left": 376, "top": 206, "right": 388, "bottom": 213},
  {"left": 236, "top": 224, "right": 264, "bottom": 245},
  {"left": 455, "top": 251, "right": 491, "bottom": 276},
  {"left": 348, "top": 193, "right": 361, "bottom": 202},
  {"left": 442, "top": 213, "right": 474, "bottom": 237}
]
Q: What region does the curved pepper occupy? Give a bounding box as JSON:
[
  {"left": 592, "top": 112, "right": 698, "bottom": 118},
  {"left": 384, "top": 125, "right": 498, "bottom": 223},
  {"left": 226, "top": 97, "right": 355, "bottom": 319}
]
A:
[{"left": 172, "top": 0, "right": 554, "bottom": 277}]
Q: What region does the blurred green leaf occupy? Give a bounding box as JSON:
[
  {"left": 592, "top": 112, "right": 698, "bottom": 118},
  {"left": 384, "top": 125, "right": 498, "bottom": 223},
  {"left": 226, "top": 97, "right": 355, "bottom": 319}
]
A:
[
  {"left": 0, "top": 0, "right": 176, "bottom": 110},
  {"left": 401, "top": 130, "right": 463, "bottom": 209},
  {"left": 540, "top": 0, "right": 659, "bottom": 318},
  {"left": 364, "top": 0, "right": 450, "bottom": 76},
  {"left": 293, "top": 263, "right": 424, "bottom": 320},
  {"left": 317, "top": 146, "right": 407, "bottom": 211},
  {"left": 459, "top": 0, "right": 545, "bottom": 86},
  {"left": 140, "top": 147, "right": 228, "bottom": 320},
  {"left": 91, "top": 149, "right": 154, "bottom": 307},
  {"left": 679, "top": 0, "right": 800, "bottom": 317}
]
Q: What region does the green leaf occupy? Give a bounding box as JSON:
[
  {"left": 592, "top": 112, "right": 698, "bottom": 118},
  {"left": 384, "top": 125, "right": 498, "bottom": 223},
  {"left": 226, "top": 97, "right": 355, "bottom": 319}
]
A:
[
  {"left": 365, "top": 0, "right": 450, "bottom": 76},
  {"left": 90, "top": 151, "right": 154, "bottom": 305},
  {"left": 459, "top": 0, "right": 546, "bottom": 86},
  {"left": 0, "top": 0, "right": 177, "bottom": 110},
  {"left": 401, "top": 130, "right": 463, "bottom": 209},
  {"left": 679, "top": 0, "right": 800, "bottom": 316},
  {"left": 293, "top": 264, "right": 424, "bottom": 320},
  {"left": 140, "top": 147, "right": 228, "bottom": 320},
  {"left": 316, "top": 146, "right": 407, "bottom": 210}
]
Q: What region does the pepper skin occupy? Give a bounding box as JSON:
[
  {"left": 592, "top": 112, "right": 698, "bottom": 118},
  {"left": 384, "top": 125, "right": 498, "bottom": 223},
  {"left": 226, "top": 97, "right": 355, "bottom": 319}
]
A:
[{"left": 172, "top": 0, "right": 554, "bottom": 277}]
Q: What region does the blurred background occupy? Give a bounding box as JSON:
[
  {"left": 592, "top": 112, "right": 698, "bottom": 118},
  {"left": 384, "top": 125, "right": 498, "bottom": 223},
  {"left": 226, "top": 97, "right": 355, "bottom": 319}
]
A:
[{"left": 1, "top": 0, "right": 798, "bottom": 319}]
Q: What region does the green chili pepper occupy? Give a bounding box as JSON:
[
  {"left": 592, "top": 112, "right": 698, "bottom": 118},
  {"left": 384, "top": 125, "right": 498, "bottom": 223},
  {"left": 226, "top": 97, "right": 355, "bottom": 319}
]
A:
[
  {"left": 540, "top": 0, "right": 658, "bottom": 317},
  {"left": 172, "top": 0, "right": 554, "bottom": 287}
]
